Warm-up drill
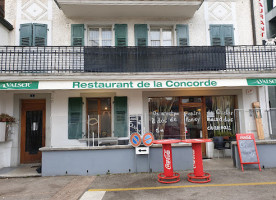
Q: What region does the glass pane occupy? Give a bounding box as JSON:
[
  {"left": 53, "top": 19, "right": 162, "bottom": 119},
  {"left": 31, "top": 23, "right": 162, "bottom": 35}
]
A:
[
  {"left": 150, "top": 29, "right": 160, "bottom": 46},
  {"left": 102, "top": 28, "right": 112, "bottom": 46},
  {"left": 148, "top": 97, "right": 180, "bottom": 139},
  {"left": 100, "top": 98, "right": 111, "bottom": 111},
  {"left": 181, "top": 97, "right": 202, "bottom": 103},
  {"left": 89, "top": 28, "right": 99, "bottom": 46},
  {"left": 150, "top": 29, "right": 160, "bottom": 40},
  {"left": 183, "top": 106, "right": 202, "bottom": 139},
  {"left": 87, "top": 99, "right": 98, "bottom": 112},
  {"left": 87, "top": 98, "right": 112, "bottom": 138},
  {"left": 162, "top": 29, "right": 172, "bottom": 46},
  {"left": 151, "top": 41, "right": 160, "bottom": 46},
  {"left": 100, "top": 111, "right": 111, "bottom": 137},
  {"left": 163, "top": 40, "right": 172, "bottom": 46},
  {"left": 26, "top": 110, "right": 42, "bottom": 154},
  {"left": 206, "top": 96, "right": 235, "bottom": 138},
  {"left": 88, "top": 112, "right": 99, "bottom": 138}
]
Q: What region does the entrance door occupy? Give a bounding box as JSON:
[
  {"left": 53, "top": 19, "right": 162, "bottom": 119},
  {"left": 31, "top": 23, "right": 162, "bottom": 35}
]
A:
[
  {"left": 180, "top": 97, "right": 207, "bottom": 156},
  {"left": 20, "top": 99, "right": 45, "bottom": 163}
]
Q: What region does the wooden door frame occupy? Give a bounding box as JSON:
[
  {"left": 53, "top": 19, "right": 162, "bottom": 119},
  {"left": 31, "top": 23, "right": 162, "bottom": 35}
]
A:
[
  {"left": 179, "top": 97, "right": 207, "bottom": 156},
  {"left": 20, "top": 99, "right": 46, "bottom": 164}
]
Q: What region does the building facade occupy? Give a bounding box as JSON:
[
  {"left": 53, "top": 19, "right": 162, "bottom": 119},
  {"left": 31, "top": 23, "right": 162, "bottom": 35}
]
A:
[{"left": 0, "top": 0, "right": 276, "bottom": 175}]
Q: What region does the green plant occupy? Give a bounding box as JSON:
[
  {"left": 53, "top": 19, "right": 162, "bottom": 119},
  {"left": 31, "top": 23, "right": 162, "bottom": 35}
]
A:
[
  {"left": 0, "top": 113, "right": 15, "bottom": 122},
  {"left": 214, "top": 130, "right": 234, "bottom": 137}
]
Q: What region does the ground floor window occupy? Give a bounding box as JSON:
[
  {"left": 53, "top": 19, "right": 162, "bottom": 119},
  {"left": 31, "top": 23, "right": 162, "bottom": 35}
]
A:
[
  {"left": 206, "top": 96, "right": 235, "bottom": 138},
  {"left": 148, "top": 96, "right": 236, "bottom": 140},
  {"left": 87, "top": 98, "right": 111, "bottom": 138}
]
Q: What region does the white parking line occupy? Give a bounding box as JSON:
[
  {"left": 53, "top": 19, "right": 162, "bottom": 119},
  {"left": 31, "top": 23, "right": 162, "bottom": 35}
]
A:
[{"left": 79, "top": 191, "right": 106, "bottom": 200}]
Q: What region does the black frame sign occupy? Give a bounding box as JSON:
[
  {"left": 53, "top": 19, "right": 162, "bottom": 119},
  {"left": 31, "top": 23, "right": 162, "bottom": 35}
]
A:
[
  {"left": 236, "top": 133, "right": 261, "bottom": 171},
  {"left": 129, "top": 115, "right": 142, "bottom": 135}
]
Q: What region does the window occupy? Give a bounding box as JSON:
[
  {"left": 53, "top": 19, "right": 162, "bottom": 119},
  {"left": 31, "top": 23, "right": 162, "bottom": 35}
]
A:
[
  {"left": 20, "top": 23, "right": 47, "bottom": 46},
  {"left": 150, "top": 27, "right": 173, "bottom": 46},
  {"left": 87, "top": 98, "right": 111, "bottom": 138},
  {"left": 0, "top": 0, "right": 4, "bottom": 18},
  {"left": 206, "top": 96, "right": 235, "bottom": 138},
  {"left": 210, "top": 25, "right": 234, "bottom": 46},
  {"left": 148, "top": 97, "right": 180, "bottom": 139},
  {"left": 88, "top": 27, "right": 112, "bottom": 46}
]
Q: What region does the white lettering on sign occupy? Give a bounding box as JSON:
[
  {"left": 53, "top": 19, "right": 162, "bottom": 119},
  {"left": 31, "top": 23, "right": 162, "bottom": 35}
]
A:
[
  {"left": 164, "top": 150, "right": 171, "bottom": 170},
  {"left": 193, "top": 149, "right": 196, "bottom": 169},
  {"left": 240, "top": 135, "right": 252, "bottom": 140}
]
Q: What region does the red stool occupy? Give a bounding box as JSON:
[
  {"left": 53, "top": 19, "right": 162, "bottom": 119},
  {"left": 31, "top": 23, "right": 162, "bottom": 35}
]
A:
[
  {"left": 182, "top": 139, "right": 212, "bottom": 183},
  {"left": 153, "top": 139, "right": 181, "bottom": 184}
]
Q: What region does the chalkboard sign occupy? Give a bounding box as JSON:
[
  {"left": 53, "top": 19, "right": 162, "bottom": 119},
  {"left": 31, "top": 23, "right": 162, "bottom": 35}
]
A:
[
  {"left": 236, "top": 133, "right": 261, "bottom": 171},
  {"left": 129, "top": 115, "right": 142, "bottom": 135}
]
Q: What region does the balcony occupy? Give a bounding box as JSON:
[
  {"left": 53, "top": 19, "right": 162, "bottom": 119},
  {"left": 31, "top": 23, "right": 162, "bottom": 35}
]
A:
[
  {"left": 55, "top": 0, "right": 203, "bottom": 18},
  {"left": 0, "top": 46, "right": 276, "bottom": 74}
]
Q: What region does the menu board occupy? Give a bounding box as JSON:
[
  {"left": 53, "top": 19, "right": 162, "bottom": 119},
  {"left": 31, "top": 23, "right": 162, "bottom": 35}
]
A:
[
  {"left": 129, "top": 115, "right": 142, "bottom": 135},
  {"left": 236, "top": 133, "right": 261, "bottom": 171}
]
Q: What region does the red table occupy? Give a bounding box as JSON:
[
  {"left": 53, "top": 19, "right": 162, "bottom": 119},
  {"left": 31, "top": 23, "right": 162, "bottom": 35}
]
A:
[
  {"left": 153, "top": 139, "right": 181, "bottom": 184},
  {"left": 182, "top": 139, "right": 212, "bottom": 183}
]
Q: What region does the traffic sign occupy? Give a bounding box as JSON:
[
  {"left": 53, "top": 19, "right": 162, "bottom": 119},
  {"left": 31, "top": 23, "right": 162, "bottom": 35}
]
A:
[
  {"left": 135, "top": 147, "right": 149, "bottom": 154},
  {"left": 130, "top": 133, "right": 141, "bottom": 147},
  {"left": 142, "top": 132, "right": 154, "bottom": 147}
]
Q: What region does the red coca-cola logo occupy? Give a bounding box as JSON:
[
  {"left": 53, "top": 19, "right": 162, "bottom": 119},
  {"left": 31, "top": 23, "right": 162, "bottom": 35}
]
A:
[{"left": 164, "top": 150, "right": 171, "bottom": 170}]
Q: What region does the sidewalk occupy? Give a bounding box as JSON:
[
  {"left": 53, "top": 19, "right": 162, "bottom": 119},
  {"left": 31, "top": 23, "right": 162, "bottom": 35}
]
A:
[
  {"left": 1, "top": 158, "right": 276, "bottom": 200},
  {"left": 0, "top": 164, "right": 41, "bottom": 178}
]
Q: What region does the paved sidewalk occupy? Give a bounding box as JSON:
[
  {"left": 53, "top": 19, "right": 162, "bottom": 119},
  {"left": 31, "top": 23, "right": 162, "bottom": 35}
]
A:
[{"left": 1, "top": 158, "right": 276, "bottom": 200}]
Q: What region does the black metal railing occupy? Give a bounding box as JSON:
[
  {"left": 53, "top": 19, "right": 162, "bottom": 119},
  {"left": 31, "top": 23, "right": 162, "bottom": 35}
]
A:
[{"left": 0, "top": 46, "right": 275, "bottom": 73}]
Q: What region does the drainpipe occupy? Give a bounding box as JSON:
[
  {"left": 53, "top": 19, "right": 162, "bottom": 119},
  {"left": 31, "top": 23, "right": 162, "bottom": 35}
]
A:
[{"left": 250, "top": 0, "right": 257, "bottom": 45}]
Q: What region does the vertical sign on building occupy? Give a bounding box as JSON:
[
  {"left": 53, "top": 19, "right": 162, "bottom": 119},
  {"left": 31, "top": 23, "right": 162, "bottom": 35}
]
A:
[{"left": 259, "top": 0, "right": 266, "bottom": 40}]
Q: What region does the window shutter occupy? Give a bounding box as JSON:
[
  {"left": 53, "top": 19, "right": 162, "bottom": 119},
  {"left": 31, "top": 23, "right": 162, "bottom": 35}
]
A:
[
  {"left": 176, "top": 24, "right": 189, "bottom": 46},
  {"left": 71, "top": 24, "right": 84, "bottom": 46},
  {"left": 114, "top": 96, "right": 128, "bottom": 137},
  {"left": 222, "top": 25, "right": 234, "bottom": 46},
  {"left": 68, "top": 97, "right": 83, "bottom": 139},
  {"left": 33, "top": 23, "right": 47, "bottom": 46},
  {"left": 20, "top": 23, "right": 33, "bottom": 46},
  {"left": 210, "top": 25, "right": 222, "bottom": 46},
  {"left": 134, "top": 24, "right": 148, "bottom": 46},
  {"left": 115, "top": 24, "right": 128, "bottom": 46}
]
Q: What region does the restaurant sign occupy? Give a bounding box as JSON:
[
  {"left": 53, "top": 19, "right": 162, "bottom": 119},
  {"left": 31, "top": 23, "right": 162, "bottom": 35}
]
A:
[
  {"left": 247, "top": 78, "right": 276, "bottom": 86},
  {"left": 38, "top": 79, "right": 247, "bottom": 90},
  {"left": 0, "top": 81, "right": 39, "bottom": 90}
]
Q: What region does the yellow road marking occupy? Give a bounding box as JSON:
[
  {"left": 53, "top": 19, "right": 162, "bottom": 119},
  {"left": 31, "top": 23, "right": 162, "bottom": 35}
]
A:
[{"left": 88, "top": 182, "right": 276, "bottom": 192}]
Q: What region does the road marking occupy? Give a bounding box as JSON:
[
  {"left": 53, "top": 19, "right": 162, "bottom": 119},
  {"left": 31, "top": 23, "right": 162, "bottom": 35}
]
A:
[
  {"left": 79, "top": 191, "right": 106, "bottom": 200},
  {"left": 88, "top": 182, "right": 276, "bottom": 192}
]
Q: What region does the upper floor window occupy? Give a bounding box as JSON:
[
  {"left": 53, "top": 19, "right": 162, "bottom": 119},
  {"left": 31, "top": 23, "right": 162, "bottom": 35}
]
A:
[
  {"left": 150, "top": 27, "right": 173, "bottom": 46},
  {"left": 210, "top": 25, "right": 234, "bottom": 46},
  {"left": 267, "top": 0, "right": 276, "bottom": 12},
  {"left": 88, "top": 26, "right": 112, "bottom": 46},
  {"left": 20, "top": 23, "right": 47, "bottom": 46},
  {"left": 0, "top": 0, "right": 4, "bottom": 18}
]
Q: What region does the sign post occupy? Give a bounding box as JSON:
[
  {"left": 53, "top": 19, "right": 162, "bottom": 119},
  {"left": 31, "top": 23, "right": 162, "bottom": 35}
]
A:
[{"left": 236, "top": 133, "right": 261, "bottom": 172}]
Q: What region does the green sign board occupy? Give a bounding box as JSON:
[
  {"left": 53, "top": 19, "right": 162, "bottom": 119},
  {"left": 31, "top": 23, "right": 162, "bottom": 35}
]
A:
[
  {"left": 0, "top": 81, "right": 39, "bottom": 90},
  {"left": 247, "top": 78, "right": 276, "bottom": 86}
]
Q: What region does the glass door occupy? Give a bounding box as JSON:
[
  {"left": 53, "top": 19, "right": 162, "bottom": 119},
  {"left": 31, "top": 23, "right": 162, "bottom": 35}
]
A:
[{"left": 183, "top": 105, "right": 203, "bottom": 139}]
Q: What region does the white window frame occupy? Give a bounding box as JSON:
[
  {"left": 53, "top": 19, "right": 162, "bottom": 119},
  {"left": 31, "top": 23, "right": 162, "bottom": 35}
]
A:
[
  {"left": 88, "top": 25, "right": 113, "bottom": 46},
  {"left": 149, "top": 26, "right": 175, "bottom": 46}
]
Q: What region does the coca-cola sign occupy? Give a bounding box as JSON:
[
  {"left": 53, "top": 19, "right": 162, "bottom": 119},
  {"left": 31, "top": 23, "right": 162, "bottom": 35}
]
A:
[{"left": 164, "top": 150, "right": 171, "bottom": 170}]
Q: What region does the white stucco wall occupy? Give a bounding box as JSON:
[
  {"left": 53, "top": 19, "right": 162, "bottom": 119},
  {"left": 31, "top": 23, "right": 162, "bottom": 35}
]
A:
[
  {"left": 0, "top": 23, "right": 10, "bottom": 45},
  {"left": 4, "top": 0, "right": 262, "bottom": 46}
]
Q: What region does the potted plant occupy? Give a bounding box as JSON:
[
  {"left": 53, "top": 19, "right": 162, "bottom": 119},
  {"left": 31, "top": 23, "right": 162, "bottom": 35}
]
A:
[
  {"left": 0, "top": 113, "right": 15, "bottom": 123},
  {"left": 0, "top": 113, "right": 15, "bottom": 142}
]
